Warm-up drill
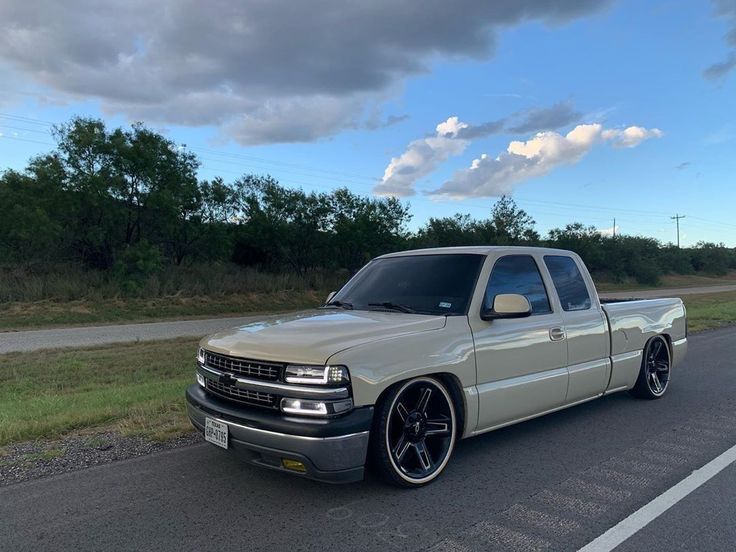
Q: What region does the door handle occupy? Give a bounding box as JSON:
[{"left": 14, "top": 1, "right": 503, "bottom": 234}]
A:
[{"left": 549, "top": 328, "right": 566, "bottom": 341}]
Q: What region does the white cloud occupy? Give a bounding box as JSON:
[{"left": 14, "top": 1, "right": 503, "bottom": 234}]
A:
[
  {"left": 373, "top": 117, "right": 470, "bottom": 197},
  {"left": 430, "top": 123, "right": 662, "bottom": 199},
  {"left": 601, "top": 126, "right": 663, "bottom": 148},
  {"left": 598, "top": 224, "right": 620, "bottom": 237}
]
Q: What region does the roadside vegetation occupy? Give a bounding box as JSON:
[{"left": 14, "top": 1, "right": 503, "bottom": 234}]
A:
[
  {"left": 1, "top": 116, "right": 735, "bottom": 330},
  {"left": 682, "top": 291, "right": 736, "bottom": 333},
  {"left": 0, "top": 338, "right": 199, "bottom": 447}
]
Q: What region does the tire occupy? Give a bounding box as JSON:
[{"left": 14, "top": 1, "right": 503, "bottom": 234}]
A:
[
  {"left": 371, "top": 376, "right": 457, "bottom": 487},
  {"left": 630, "top": 336, "right": 671, "bottom": 399}
]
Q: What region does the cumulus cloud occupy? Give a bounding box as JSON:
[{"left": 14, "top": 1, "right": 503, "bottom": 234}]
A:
[
  {"left": 374, "top": 117, "right": 470, "bottom": 197},
  {"left": 374, "top": 101, "right": 592, "bottom": 197},
  {"left": 601, "top": 126, "right": 664, "bottom": 148},
  {"left": 0, "top": 0, "right": 609, "bottom": 144},
  {"left": 430, "top": 123, "right": 663, "bottom": 199},
  {"left": 704, "top": 0, "right": 736, "bottom": 79}
]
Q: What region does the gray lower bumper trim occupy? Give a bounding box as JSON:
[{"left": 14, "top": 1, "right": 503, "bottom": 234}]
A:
[{"left": 187, "top": 401, "right": 369, "bottom": 483}]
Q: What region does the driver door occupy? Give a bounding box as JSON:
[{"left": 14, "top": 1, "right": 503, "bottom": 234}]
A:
[{"left": 470, "top": 254, "right": 568, "bottom": 431}]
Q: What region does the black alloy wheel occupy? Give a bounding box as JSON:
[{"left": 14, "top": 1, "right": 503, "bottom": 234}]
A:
[
  {"left": 631, "top": 336, "right": 671, "bottom": 399},
  {"left": 373, "top": 377, "right": 457, "bottom": 487}
]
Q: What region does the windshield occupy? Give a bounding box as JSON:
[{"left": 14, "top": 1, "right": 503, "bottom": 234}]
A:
[{"left": 330, "top": 254, "right": 484, "bottom": 315}]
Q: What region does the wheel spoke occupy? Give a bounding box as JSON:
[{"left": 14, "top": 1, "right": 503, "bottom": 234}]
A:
[
  {"left": 655, "top": 361, "right": 669, "bottom": 372},
  {"left": 416, "top": 388, "right": 432, "bottom": 413},
  {"left": 650, "top": 371, "right": 662, "bottom": 393},
  {"left": 426, "top": 419, "right": 450, "bottom": 436},
  {"left": 652, "top": 340, "right": 662, "bottom": 357},
  {"left": 414, "top": 441, "right": 433, "bottom": 472},
  {"left": 394, "top": 435, "right": 411, "bottom": 462},
  {"left": 396, "top": 402, "right": 409, "bottom": 422}
]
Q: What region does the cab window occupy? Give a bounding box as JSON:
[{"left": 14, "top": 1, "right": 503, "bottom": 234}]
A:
[
  {"left": 544, "top": 255, "right": 592, "bottom": 311},
  {"left": 485, "top": 255, "right": 552, "bottom": 315}
]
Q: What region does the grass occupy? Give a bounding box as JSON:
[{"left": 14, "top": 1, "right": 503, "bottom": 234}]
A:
[
  {"left": 682, "top": 291, "right": 736, "bottom": 333},
  {"left": 0, "top": 338, "right": 199, "bottom": 447},
  {"left": 0, "top": 290, "right": 328, "bottom": 331},
  {"left": 595, "top": 271, "right": 736, "bottom": 292}
]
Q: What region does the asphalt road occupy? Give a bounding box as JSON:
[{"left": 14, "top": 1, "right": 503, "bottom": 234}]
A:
[
  {"left": 2, "top": 283, "right": 736, "bottom": 353},
  {"left": 2, "top": 327, "right": 736, "bottom": 551}
]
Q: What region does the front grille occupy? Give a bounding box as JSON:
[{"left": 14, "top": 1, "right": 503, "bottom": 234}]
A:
[
  {"left": 205, "top": 379, "right": 278, "bottom": 409},
  {"left": 204, "top": 351, "right": 282, "bottom": 381}
]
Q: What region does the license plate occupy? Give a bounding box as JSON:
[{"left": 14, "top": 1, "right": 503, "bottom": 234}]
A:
[{"left": 204, "top": 417, "right": 228, "bottom": 449}]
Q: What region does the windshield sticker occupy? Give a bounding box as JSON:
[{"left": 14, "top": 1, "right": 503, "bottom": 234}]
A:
[{"left": 438, "top": 302, "right": 452, "bottom": 308}]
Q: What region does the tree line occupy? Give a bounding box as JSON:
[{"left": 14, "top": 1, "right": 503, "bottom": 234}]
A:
[{"left": 1, "top": 117, "right": 734, "bottom": 295}]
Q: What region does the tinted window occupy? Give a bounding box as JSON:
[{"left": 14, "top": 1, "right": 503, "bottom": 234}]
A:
[
  {"left": 333, "top": 254, "right": 484, "bottom": 315},
  {"left": 544, "top": 255, "right": 592, "bottom": 311},
  {"left": 485, "top": 255, "right": 551, "bottom": 314}
]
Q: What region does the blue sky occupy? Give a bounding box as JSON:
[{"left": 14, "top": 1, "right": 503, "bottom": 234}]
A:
[{"left": 1, "top": 0, "right": 735, "bottom": 246}]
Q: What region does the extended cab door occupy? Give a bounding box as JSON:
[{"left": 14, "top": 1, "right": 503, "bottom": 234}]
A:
[
  {"left": 470, "top": 254, "right": 568, "bottom": 431},
  {"left": 542, "top": 254, "right": 611, "bottom": 403}
]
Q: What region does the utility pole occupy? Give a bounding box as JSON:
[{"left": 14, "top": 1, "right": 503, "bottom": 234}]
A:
[
  {"left": 671, "top": 214, "right": 686, "bottom": 248},
  {"left": 612, "top": 218, "right": 616, "bottom": 238}
]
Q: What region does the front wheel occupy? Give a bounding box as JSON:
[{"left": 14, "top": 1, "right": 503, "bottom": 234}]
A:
[
  {"left": 372, "top": 377, "right": 457, "bottom": 487},
  {"left": 630, "top": 336, "right": 671, "bottom": 399}
]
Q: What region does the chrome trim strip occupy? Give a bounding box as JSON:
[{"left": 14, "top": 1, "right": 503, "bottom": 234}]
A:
[
  {"left": 198, "top": 364, "right": 350, "bottom": 399},
  {"left": 189, "top": 404, "right": 369, "bottom": 442}
]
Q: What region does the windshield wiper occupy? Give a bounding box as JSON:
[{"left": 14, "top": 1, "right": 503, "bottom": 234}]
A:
[
  {"left": 321, "top": 300, "right": 354, "bottom": 310},
  {"left": 367, "top": 302, "right": 416, "bottom": 314}
]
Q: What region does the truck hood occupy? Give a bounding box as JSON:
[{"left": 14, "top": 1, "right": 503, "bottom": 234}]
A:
[{"left": 202, "top": 309, "right": 447, "bottom": 365}]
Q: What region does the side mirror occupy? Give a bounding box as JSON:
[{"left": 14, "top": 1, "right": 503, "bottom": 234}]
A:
[
  {"left": 325, "top": 291, "right": 337, "bottom": 304},
  {"left": 481, "top": 293, "right": 532, "bottom": 321}
]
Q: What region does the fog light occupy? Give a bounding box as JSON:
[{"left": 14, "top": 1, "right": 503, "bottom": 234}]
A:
[
  {"left": 281, "top": 398, "right": 328, "bottom": 416},
  {"left": 280, "top": 397, "right": 353, "bottom": 416},
  {"left": 196, "top": 372, "right": 205, "bottom": 387},
  {"left": 281, "top": 458, "right": 307, "bottom": 473}
]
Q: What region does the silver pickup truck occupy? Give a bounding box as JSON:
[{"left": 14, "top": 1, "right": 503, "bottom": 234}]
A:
[{"left": 186, "top": 246, "right": 687, "bottom": 487}]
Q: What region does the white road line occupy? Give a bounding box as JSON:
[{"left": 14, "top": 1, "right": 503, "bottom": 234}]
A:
[{"left": 578, "top": 442, "right": 736, "bottom": 552}]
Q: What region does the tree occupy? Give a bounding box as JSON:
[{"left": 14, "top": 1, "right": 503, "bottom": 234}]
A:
[
  {"left": 329, "top": 188, "right": 411, "bottom": 271},
  {"left": 490, "top": 196, "right": 539, "bottom": 243}
]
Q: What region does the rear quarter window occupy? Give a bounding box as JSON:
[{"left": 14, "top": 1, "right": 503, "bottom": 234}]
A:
[{"left": 544, "top": 255, "right": 592, "bottom": 311}]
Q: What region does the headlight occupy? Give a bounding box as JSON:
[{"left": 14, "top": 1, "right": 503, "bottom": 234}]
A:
[
  {"left": 284, "top": 364, "right": 350, "bottom": 385},
  {"left": 197, "top": 347, "right": 205, "bottom": 364},
  {"left": 280, "top": 397, "right": 353, "bottom": 416}
]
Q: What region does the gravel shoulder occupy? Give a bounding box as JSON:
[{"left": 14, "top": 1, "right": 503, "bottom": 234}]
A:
[{"left": 0, "top": 430, "right": 200, "bottom": 487}]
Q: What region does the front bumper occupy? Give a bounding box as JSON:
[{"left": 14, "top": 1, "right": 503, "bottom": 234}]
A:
[{"left": 186, "top": 385, "right": 372, "bottom": 483}]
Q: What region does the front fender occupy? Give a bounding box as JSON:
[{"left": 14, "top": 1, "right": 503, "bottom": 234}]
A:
[{"left": 327, "top": 316, "right": 477, "bottom": 433}]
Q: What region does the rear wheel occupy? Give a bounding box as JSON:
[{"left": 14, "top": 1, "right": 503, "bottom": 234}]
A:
[
  {"left": 372, "top": 377, "right": 457, "bottom": 487},
  {"left": 630, "top": 336, "right": 671, "bottom": 399}
]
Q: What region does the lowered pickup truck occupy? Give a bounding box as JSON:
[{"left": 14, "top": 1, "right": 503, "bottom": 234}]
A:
[{"left": 186, "top": 246, "right": 687, "bottom": 487}]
